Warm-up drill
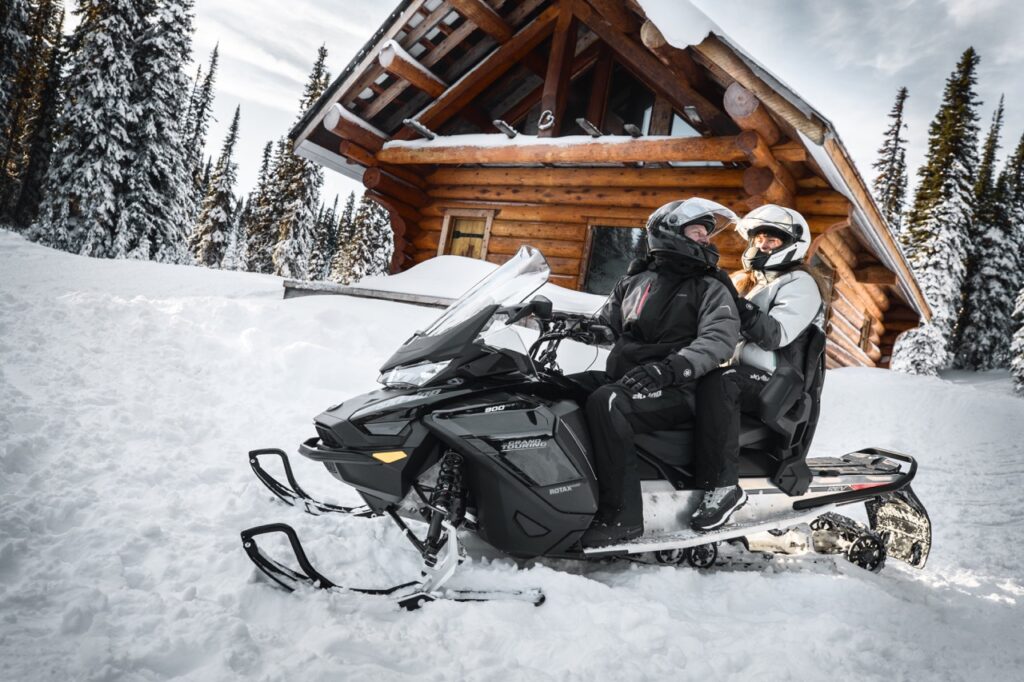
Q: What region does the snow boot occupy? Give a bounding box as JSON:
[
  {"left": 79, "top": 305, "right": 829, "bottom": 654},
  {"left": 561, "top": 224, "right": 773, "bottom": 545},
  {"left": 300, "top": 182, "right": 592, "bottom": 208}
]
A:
[
  {"left": 690, "top": 485, "right": 748, "bottom": 531},
  {"left": 581, "top": 504, "right": 643, "bottom": 548}
]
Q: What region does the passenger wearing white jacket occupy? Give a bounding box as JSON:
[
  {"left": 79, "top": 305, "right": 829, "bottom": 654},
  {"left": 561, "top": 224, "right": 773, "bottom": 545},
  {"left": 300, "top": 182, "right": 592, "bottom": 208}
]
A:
[{"left": 689, "top": 205, "right": 825, "bottom": 531}]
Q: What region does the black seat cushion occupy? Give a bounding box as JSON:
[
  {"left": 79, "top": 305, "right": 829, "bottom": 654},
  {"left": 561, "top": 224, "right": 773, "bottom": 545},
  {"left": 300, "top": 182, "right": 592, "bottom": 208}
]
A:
[{"left": 635, "top": 416, "right": 777, "bottom": 471}]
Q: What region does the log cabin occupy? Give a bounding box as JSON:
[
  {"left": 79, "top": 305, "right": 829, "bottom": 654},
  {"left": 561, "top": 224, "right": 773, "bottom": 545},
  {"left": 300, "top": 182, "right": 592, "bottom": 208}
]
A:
[{"left": 288, "top": 0, "right": 930, "bottom": 369}]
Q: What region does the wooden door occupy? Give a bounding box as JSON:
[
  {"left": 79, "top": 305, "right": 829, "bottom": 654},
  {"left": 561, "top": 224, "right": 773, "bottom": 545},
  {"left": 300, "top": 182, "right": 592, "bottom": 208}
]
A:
[{"left": 448, "top": 217, "right": 487, "bottom": 258}]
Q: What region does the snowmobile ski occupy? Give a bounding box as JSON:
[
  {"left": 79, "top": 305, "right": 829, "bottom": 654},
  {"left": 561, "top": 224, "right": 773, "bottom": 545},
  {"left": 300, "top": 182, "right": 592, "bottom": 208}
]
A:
[
  {"left": 248, "top": 449, "right": 375, "bottom": 518},
  {"left": 240, "top": 523, "right": 545, "bottom": 610}
]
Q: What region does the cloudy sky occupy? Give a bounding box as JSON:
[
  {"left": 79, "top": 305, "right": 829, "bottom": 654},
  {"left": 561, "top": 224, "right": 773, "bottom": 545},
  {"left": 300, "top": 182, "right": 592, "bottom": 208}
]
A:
[{"left": 187, "top": 0, "right": 1024, "bottom": 208}]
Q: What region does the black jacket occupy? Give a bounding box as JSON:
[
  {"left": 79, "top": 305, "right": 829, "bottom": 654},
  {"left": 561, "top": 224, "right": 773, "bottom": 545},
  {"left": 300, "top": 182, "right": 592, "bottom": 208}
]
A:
[{"left": 593, "top": 258, "right": 740, "bottom": 381}]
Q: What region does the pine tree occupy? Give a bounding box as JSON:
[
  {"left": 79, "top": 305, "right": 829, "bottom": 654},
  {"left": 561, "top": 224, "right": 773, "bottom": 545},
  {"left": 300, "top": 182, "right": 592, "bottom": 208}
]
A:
[
  {"left": 1005, "top": 132, "right": 1024, "bottom": 295},
  {"left": 185, "top": 46, "right": 217, "bottom": 219},
  {"left": 0, "top": 0, "right": 32, "bottom": 201},
  {"left": 242, "top": 140, "right": 277, "bottom": 273},
  {"left": 271, "top": 45, "right": 330, "bottom": 279},
  {"left": 872, "top": 86, "right": 910, "bottom": 239},
  {"left": 115, "top": 0, "right": 195, "bottom": 262},
  {"left": 32, "top": 0, "right": 141, "bottom": 256},
  {"left": 219, "top": 196, "right": 247, "bottom": 271},
  {"left": 306, "top": 194, "right": 339, "bottom": 280},
  {"left": 1012, "top": 289, "right": 1024, "bottom": 395},
  {"left": 327, "top": 191, "right": 357, "bottom": 283},
  {"left": 952, "top": 98, "right": 1015, "bottom": 369},
  {"left": 1, "top": 0, "right": 62, "bottom": 225},
  {"left": 892, "top": 48, "right": 982, "bottom": 375},
  {"left": 8, "top": 5, "right": 64, "bottom": 229},
  {"left": 330, "top": 194, "right": 393, "bottom": 284},
  {"left": 189, "top": 106, "right": 239, "bottom": 267}
]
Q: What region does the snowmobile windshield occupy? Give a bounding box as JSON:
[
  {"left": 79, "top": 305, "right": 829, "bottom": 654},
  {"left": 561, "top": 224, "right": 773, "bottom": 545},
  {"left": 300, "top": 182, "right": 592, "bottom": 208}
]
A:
[{"left": 419, "top": 246, "right": 550, "bottom": 339}]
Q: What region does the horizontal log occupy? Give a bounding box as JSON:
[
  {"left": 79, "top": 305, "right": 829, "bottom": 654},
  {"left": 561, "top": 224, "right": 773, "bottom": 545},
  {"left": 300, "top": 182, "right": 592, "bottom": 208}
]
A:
[
  {"left": 824, "top": 231, "right": 858, "bottom": 269},
  {"left": 324, "top": 104, "right": 386, "bottom": 153},
  {"left": 490, "top": 220, "right": 587, "bottom": 241},
  {"left": 826, "top": 331, "right": 874, "bottom": 367},
  {"left": 427, "top": 184, "right": 749, "bottom": 210},
  {"left": 337, "top": 140, "right": 430, "bottom": 189},
  {"left": 420, "top": 216, "right": 444, "bottom": 232},
  {"left": 736, "top": 130, "right": 794, "bottom": 206},
  {"left": 363, "top": 168, "right": 430, "bottom": 207},
  {"left": 724, "top": 82, "right": 781, "bottom": 146},
  {"left": 379, "top": 40, "right": 448, "bottom": 98},
  {"left": 411, "top": 230, "right": 441, "bottom": 251},
  {"left": 833, "top": 285, "right": 884, "bottom": 337},
  {"left": 487, "top": 235, "right": 582, "bottom": 259},
  {"left": 817, "top": 240, "right": 884, "bottom": 321},
  {"left": 423, "top": 200, "right": 651, "bottom": 224},
  {"left": 806, "top": 215, "right": 847, "bottom": 235},
  {"left": 449, "top": 0, "right": 514, "bottom": 42},
  {"left": 486, "top": 252, "right": 579, "bottom": 276},
  {"left": 854, "top": 265, "right": 897, "bottom": 285},
  {"left": 366, "top": 190, "right": 422, "bottom": 225},
  {"left": 547, "top": 273, "right": 580, "bottom": 290},
  {"left": 425, "top": 166, "right": 747, "bottom": 188},
  {"left": 771, "top": 141, "right": 806, "bottom": 163},
  {"left": 380, "top": 134, "right": 749, "bottom": 165},
  {"left": 797, "top": 175, "right": 830, "bottom": 189},
  {"left": 796, "top": 190, "right": 851, "bottom": 218},
  {"left": 830, "top": 312, "right": 880, "bottom": 362}
]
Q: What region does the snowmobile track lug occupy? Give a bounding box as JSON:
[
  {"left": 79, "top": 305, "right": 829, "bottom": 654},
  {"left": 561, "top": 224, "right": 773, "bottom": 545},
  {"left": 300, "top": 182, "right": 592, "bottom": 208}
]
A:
[{"left": 248, "top": 449, "right": 375, "bottom": 518}]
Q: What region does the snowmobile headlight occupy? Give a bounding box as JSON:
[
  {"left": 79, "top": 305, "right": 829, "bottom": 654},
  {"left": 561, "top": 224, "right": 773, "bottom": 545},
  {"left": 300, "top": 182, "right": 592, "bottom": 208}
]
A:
[{"left": 379, "top": 360, "right": 451, "bottom": 388}]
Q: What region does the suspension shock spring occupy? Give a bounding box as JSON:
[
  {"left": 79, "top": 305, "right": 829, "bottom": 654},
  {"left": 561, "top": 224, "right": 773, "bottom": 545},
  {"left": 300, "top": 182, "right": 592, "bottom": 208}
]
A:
[{"left": 424, "top": 451, "right": 464, "bottom": 565}]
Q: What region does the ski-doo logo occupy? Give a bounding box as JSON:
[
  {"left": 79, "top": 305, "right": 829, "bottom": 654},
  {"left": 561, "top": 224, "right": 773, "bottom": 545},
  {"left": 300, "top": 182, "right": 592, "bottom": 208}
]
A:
[
  {"left": 485, "top": 404, "right": 507, "bottom": 413},
  {"left": 549, "top": 483, "right": 580, "bottom": 495},
  {"left": 501, "top": 438, "right": 546, "bottom": 451}
]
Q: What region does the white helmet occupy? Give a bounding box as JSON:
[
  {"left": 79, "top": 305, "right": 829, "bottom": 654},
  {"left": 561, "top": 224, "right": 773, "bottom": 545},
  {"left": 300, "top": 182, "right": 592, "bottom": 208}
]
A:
[{"left": 736, "top": 204, "right": 811, "bottom": 272}]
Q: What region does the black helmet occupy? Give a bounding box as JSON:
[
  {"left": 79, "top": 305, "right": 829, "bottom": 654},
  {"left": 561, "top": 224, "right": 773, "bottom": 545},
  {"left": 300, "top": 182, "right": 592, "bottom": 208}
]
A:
[{"left": 646, "top": 198, "right": 738, "bottom": 267}]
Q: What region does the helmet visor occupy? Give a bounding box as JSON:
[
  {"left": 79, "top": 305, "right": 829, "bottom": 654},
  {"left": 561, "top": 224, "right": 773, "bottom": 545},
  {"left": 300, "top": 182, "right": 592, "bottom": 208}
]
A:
[{"left": 650, "top": 197, "right": 738, "bottom": 239}]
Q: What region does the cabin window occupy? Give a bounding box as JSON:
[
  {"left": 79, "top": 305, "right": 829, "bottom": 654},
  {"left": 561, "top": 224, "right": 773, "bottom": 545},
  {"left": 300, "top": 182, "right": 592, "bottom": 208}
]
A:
[
  {"left": 582, "top": 225, "right": 647, "bottom": 295},
  {"left": 439, "top": 209, "right": 495, "bottom": 259},
  {"left": 603, "top": 63, "right": 655, "bottom": 135}
]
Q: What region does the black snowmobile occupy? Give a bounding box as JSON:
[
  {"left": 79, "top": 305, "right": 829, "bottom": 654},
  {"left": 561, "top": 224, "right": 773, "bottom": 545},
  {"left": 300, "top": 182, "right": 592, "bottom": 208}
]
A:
[{"left": 242, "top": 246, "right": 931, "bottom": 609}]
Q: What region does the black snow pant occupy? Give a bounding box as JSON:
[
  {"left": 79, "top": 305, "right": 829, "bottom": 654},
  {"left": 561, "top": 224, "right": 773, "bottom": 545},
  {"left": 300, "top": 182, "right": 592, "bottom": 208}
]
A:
[
  {"left": 570, "top": 371, "right": 694, "bottom": 522},
  {"left": 693, "top": 364, "right": 773, "bottom": 490}
]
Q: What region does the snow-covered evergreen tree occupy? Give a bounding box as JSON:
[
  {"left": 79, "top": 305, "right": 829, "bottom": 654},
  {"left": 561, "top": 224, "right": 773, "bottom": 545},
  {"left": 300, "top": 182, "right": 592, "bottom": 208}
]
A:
[
  {"left": 0, "top": 0, "right": 32, "bottom": 194},
  {"left": 219, "top": 196, "right": 247, "bottom": 271},
  {"left": 271, "top": 45, "right": 330, "bottom": 279},
  {"left": 872, "top": 86, "right": 910, "bottom": 239},
  {"left": 32, "top": 0, "right": 141, "bottom": 256},
  {"left": 115, "top": 0, "right": 194, "bottom": 263},
  {"left": 953, "top": 98, "right": 1015, "bottom": 369},
  {"left": 1012, "top": 290, "right": 1024, "bottom": 395},
  {"left": 327, "top": 191, "right": 356, "bottom": 283},
  {"left": 188, "top": 106, "right": 239, "bottom": 267},
  {"left": 330, "top": 194, "right": 393, "bottom": 285},
  {"left": 184, "top": 46, "right": 217, "bottom": 219},
  {"left": 6, "top": 3, "right": 64, "bottom": 229},
  {"left": 242, "top": 140, "right": 277, "bottom": 273},
  {"left": 892, "top": 48, "right": 982, "bottom": 375},
  {"left": 306, "top": 195, "right": 339, "bottom": 280},
  {"left": 1004, "top": 132, "right": 1024, "bottom": 296}
]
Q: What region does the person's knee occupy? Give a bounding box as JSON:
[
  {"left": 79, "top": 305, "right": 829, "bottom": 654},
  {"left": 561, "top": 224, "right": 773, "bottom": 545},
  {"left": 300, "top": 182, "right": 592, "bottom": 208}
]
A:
[{"left": 587, "top": 383, "right": 628, "bottom": 417}]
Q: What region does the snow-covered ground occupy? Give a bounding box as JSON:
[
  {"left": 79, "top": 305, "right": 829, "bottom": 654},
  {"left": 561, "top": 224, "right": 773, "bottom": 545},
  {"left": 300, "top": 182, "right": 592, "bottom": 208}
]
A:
[{"left": 2, "top": 229, "right": 1022, "bottom": 681}]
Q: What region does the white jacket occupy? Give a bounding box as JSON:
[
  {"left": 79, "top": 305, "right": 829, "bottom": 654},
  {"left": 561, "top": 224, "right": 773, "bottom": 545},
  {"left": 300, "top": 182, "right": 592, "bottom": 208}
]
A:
[{"left": 732, "top": 269, "right": 824, "bottom": 373}]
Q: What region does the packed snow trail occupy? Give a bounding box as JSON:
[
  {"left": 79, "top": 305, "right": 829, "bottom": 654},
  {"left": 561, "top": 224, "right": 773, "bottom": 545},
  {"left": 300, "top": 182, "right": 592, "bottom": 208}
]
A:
[{"left": 1, "top": 231, "right": 1022, "bottom": 681}]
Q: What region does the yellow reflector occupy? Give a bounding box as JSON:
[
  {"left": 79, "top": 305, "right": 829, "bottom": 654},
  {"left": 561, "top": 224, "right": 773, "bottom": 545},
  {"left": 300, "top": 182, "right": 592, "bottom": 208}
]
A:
[{"left": 372, "top": 450, "right": 407, "bottom": 464}]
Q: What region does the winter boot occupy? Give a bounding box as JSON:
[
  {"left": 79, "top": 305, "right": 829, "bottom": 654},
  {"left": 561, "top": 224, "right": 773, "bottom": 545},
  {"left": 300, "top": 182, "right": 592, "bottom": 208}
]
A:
[
  {"left": 690, "top": 485, "right": 748, "bottom": 531},
  {"left": 580, "top": 504, "right": 644, "bottom": 547}
]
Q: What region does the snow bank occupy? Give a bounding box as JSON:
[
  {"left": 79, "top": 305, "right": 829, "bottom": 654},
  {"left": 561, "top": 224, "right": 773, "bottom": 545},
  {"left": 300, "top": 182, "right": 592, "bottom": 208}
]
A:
[{"left": 2, "top": 230, "right": 1023, "bottom": 681}]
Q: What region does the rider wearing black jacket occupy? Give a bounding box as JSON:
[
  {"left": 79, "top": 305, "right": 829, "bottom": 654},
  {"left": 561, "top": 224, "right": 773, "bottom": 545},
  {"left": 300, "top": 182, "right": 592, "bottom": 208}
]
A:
[{"left": 573, "top": 198, "right": 741, "bottom": 546}]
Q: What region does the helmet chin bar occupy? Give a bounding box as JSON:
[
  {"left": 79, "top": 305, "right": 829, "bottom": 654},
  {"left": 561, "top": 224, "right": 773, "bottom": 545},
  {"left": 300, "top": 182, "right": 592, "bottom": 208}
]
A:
[{"left": 742, "top": 242, "right": 800, "bottom": 272}]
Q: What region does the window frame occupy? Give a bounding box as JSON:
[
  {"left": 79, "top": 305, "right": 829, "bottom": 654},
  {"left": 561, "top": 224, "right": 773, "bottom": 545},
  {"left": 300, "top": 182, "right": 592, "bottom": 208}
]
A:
[{"left": 437, "top": 208, "right": 496, "bottom": 258}]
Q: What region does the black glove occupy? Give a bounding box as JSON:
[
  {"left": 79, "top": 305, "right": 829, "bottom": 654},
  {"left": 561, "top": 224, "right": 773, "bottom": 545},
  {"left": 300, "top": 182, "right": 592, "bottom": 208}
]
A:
[
  {"left": 587, "top": 324, "right": 615, "bottom": 345},
  {"left": 736, "top": 297, "right": 760, "bottom": 328},
  {"left": 620, "top": 356, "right": 695, "bottom": 396}
]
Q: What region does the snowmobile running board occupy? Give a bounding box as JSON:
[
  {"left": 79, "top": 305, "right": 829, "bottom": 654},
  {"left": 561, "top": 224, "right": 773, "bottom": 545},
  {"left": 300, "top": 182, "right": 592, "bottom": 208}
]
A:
[
  {"left": 240, "top": 523, "right": 545, "bottom": 610},
  {"left": 248, "top": 449, "right": 375, "bottom": 518},
  {"left": 583, "top": 504, "right": 839, "bottom": 557}
]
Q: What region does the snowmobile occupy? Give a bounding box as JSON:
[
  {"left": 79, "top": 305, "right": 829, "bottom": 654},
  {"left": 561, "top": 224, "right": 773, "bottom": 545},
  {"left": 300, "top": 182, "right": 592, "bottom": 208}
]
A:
[{"left": 241, "top": 246, "right": 931, "bottom": 610}]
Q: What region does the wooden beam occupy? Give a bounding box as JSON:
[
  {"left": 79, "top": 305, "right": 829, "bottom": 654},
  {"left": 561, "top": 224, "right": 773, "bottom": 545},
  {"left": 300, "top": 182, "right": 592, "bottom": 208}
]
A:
[
  {"left": 648, "top": 96, "right": 674, "bottom": 135},
  {"left": 585, "top": 43, "right": 614, "bottom": 129},
  {"left": 422, "top": 200, "right": 651, "bottom": 224},
  {"left": 337, "top": 140, "right": 429, "bottom": 189},
  {"left": 381, "top": 133, "right": 746, "bottom": 165},
  {"left": 587, "top": 0, "right": 640, "bottom": 34},
  {"left": 724, "top": 82, "right": 781, "bottom": 146},
  {"left": 427, "top": 184, "right": 747, "bottom": 209},
  {"left": 425, "top": 166, "right": 746, "bottom": 188},
  {"left": 490, "top": 220, "right": 587, "bottom": 241},
  {"left": 395, "top": 5, "right": 561, "bottom": 140},
  {"left": 539, "top": 4, "right": 578, "bottom": 137},
  {"left": 638, "top": 20, "right": 711, "bottom": 94},
  {"left": 795, "top": 190, "right": 852, "bottom": 218},
  {"left": 855, "top": 266, "right": 899, "bottom": 287},
  {"left": 363, "top": 167, "right": 430, "bottom": 207},
  {"left": 449, "top": 0, "right": 514, "bottom": 42},
  {"left": 379, "top": 40, "right": 448, "bottom": 98},
  {"left": 323, "top": 103, "right": 387, "bottom": 152},
  {"left": 736, "top": 129, "right": 795, "bottom": 206},
  {"left": 572, "top": 0, "right": 732, "bottom": 135},
  {"left": 367, "top": 189, "right": 422, "bottom": 226}
]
